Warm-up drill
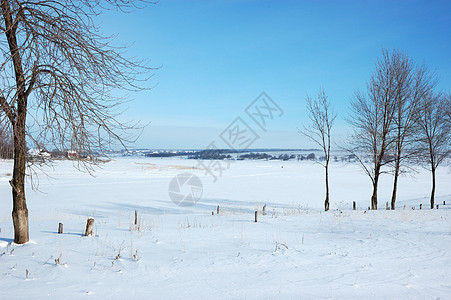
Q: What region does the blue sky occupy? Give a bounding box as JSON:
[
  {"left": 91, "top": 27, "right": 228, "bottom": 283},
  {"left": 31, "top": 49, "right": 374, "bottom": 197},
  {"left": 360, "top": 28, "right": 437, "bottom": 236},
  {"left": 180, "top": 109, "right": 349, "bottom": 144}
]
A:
[{"left": 100, "top": 0, "right": 451, "bottom": 149}]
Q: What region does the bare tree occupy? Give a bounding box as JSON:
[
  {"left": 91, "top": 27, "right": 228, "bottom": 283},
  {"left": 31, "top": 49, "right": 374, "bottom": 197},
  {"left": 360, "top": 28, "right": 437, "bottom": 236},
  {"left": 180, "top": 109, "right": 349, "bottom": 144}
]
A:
[
  {"left": 347, "top": 49, "right": 399, "bottom": 210},
  {"left": 302, "top": 88, "right": 336, "bottom": 211},
  {"left": 0, "top": 0, "right": 155, "bottom": 244},
  {"left": 389, "top": 55, "right": 436, "bottom": 210},
  {"left": 416, "top": 91, "right": 451, "bottom": 209}
]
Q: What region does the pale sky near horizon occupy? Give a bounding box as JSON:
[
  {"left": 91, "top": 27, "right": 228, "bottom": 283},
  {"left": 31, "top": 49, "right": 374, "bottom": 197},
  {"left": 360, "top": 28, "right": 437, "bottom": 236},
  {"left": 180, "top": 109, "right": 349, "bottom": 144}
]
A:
[{"left": 99, "top": 0, "right": 451, "bottom": 149}]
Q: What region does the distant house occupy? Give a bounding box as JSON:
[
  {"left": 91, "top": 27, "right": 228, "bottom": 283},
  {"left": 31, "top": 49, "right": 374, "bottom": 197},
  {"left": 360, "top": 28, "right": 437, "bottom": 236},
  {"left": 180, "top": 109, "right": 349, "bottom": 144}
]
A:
[
  {"left": 66, "top": 150, "right": 77, "bottom": 159},
  {"left": 27, "top": 148, "right": 51, "bottom": 159}
]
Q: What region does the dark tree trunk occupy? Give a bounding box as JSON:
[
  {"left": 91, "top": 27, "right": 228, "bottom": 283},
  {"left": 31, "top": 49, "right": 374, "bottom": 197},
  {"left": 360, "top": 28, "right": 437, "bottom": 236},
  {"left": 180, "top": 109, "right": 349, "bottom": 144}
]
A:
[
  {"left": 371, "top": 174, "right": 379, "bottom": 210},
  {"left": 372, "top": 145, "right": 386, "bottom": 211},
  {"left": 2, "top": 0, "right": 30, "bottom": 244},
  {"left": 11, "top": 122, "right": 29, "bottom": 244},
  {"left": 430, "top": 167, "right": 436, "bottom": 209},
  {"left": 324, "top": 163, "right": 330, "bottom": 211},
  {"left": 391, "top": 159, "right": 400, "bottom": 210},
  {"left": 391, "top": 109, "right": 403, "bottom": 211}
]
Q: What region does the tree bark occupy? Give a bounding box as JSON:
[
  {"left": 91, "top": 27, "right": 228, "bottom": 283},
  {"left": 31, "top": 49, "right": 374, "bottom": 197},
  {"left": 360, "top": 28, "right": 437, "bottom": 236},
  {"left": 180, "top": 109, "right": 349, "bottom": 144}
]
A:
[
  {"left": 430, "top": 167, "right": 436, "bottom": 209},
  {"left": 371, "top": 174, "right": 379, "bottom": 210},
  {"left": 324, "top": 163, "right": 330, "bottom": 211},
  {"left": 391, "top": 160, "right": 400, "bottom": 210},
  {"left": 2, "top": 0, "right": 30, "bottom": 244},
  {"left": 11, "top": 125, "right": 29, "bottom": 244}
]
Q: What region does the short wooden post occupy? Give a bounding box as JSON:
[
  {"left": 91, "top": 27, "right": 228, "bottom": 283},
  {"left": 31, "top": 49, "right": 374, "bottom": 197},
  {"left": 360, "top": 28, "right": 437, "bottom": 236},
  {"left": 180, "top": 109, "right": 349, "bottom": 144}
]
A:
[
  {"left": 386, "top": 202, "right": 389, "bottom": 210},
  {"left": 443, "top": 201, "right": 446, "bottom": 205},
  {"left": 85, "top": 217, "right": 94, "bottom": 236},
  {"left": 368, "top": 206, "right": 370, "bottom": 211},
  {"left": 353, "top": 201, "right": 356, "bottom": 210},
  {"left": 134, "top": 210, "right": 138, "bottom": 226},
  {"left": 211, "top": 211, "right": 214, "bottom": 215},
  {"left": 263, "top": 204, "right": 267, "bottom": 216},
  {"left": 254, "top": 211, "right": 258, "bottom": 223},
  {"left": 58, "top": 222, "right": 63, "bottom": 234},
  {"left": 436, "top": 204, "right": 439, "bottom": 209},
  {"left": 217, "top": 205, "right": 220, "bottom": 215},
  {"left": 420, "top": 204, "right": 422, "bottom": 210}
]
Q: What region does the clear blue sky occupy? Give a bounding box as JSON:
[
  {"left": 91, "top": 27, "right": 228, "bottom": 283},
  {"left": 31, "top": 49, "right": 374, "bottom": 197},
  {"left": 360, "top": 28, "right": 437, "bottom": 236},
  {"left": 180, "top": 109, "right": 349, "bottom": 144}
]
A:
[{"left": 100, "top": 0, "right": 451, "bottom": 149}]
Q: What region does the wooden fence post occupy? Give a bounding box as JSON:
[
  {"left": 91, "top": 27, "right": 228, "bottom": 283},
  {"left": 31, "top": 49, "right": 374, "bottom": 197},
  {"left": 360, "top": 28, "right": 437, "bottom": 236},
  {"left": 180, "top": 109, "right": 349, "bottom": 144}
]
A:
[
  {"left": 58, "top": 223, "right": 63, "bottom": 234},
  {"left": 85, "top": 217, "right": 94, "bottom": 236},
  {"left": 353, "top": 202, "right": 356, "bottom": 210},
  {"left": 263, "top": 204, "right": 267, "bottom": 216},
  {"left": 254, "top": 211, "right": 258, "bottom": 223}
]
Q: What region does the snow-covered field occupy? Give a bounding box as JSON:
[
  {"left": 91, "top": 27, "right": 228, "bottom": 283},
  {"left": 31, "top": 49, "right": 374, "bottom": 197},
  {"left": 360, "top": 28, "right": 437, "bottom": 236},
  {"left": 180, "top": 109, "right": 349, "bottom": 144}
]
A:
[{"left": 1, "top": 157, "right": 450, "bottom": 299}]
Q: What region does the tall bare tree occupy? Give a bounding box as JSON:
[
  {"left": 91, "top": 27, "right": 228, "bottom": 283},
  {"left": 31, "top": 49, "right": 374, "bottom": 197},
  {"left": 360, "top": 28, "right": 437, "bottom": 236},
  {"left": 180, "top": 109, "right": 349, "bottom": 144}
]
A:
[
  {"left": 347, "top": 49, "right": 399, "bottom": 210},
  {"left": 416, "top": 91, "right": 451, "bottom": 209},
  {"left": 302, "top": 88, "right": 336, "bottom": 211},
  {"left": 389, "top": 55, "right": 436, "bottom": 210},
  {"left": 0, "top": 0, "right": 154, "bottom": 244}
]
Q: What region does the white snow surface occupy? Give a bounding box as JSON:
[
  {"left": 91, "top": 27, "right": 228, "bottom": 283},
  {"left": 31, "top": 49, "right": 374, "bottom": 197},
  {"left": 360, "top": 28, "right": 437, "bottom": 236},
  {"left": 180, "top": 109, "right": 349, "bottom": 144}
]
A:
[{"left": 0, "top": 157, "right": 450, "bottom": 299}]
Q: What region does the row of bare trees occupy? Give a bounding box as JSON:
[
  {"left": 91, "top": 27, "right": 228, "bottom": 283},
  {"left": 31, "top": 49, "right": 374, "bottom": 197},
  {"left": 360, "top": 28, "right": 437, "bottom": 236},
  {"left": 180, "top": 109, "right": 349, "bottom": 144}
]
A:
[
  {"left": 348, "top": 49, "right": 450, "bottom": 210},
  {"left": 416, "top": 91, "right": 451, "bottom": 208},
  {"left": 305, "top": 49, "right": 450, "bottom": 212}
]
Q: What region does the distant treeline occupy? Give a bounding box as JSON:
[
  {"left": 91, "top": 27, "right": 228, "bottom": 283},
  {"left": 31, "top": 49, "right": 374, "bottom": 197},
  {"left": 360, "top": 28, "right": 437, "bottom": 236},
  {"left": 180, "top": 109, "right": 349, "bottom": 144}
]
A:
[
  {"left": 144, "top": 149, "right": 323, "bottom": 161},
  {"left": 145, "top": 149, "right": 238, "bottom": 159},
  {"left": 0, "top": 126, "right": 13, "bottom": 159}
]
